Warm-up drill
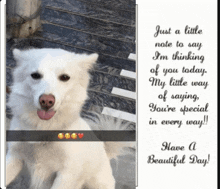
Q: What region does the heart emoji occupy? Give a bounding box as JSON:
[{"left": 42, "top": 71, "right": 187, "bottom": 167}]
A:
[{"left": 78, "top": 133, "right": 84, "bottom": 139}]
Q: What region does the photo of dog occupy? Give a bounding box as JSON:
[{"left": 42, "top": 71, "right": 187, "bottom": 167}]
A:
[{"left": 6, "top": 48, "right": 134, "bottom": 189}]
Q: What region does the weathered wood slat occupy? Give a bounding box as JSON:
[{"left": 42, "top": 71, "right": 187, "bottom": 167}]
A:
[{"left": 6, "top": 0, "right": 41, "bottom": 38}]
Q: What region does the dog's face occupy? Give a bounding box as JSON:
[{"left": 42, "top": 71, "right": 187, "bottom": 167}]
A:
[{"left": 9, "top": 48, "right": 98, "bottom": 128}]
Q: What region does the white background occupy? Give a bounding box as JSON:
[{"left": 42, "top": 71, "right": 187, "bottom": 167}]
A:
[
  {"left": 1, "top": 0, "right": 217, "bottom": 188},
  {"left": 138, "top": 0, "right": 217, "bottom": 189}
]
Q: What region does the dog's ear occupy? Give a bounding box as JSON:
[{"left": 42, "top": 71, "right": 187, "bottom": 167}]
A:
[
  {"left": 12, "top": 49, "right": 24, "bottom": 65},
  {"left": 80, "top": 53, "right": 99, "bottom": 70}
]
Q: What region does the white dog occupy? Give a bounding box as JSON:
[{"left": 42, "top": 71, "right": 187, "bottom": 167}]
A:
[{"left": 6, "top": 48, "right": 132, "bottom": 189}]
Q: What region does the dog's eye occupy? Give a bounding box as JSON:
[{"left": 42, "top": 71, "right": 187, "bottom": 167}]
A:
[
  {"left": 59, "top": 74, "right": 70, "bottom": 82},
  {"left": 31, "top": 72, "right": 42, "bottom": 80}
]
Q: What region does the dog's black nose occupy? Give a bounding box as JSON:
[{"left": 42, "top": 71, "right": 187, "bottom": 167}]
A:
[{"left": 39, "top": 94, "right": 55, "bottom": 110}]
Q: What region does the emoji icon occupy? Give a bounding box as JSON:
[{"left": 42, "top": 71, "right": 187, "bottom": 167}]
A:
[
  {"left": 78, "top": 133, "right": 84, "bottom": 139},
  {"left": 65, "top": 133, "right": 71, "bottom": 139},
  {"left": 71, "top": 133, "right": 77, "bottom": 139},
  {"left": 58, "top": 133, "right": 64, "bottom": 139}
]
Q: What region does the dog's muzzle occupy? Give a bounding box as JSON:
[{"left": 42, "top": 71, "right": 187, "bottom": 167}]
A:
[{"left": 37, "top": 94, "right": 56, "bottom": 120}]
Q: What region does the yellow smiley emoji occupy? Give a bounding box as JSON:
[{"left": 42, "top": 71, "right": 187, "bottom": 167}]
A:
[
  {"left": 71, "top": 133, "right": 77, "bottom": 139},
  {"left": 58, "top": 133, "right": 64, "bottom": 139},
  {"left": 65, "top": 133, "right": 71, "bottom": 139}
]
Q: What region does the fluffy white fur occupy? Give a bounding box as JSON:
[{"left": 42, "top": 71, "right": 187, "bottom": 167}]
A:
[{"left": 6, "top": 48, "right": 133, "bottom": 189}]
